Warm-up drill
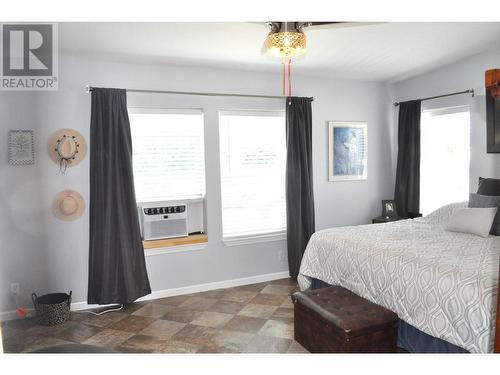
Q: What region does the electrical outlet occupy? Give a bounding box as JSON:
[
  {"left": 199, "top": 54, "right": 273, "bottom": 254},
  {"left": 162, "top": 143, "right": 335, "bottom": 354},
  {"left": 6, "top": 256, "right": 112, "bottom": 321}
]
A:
[
  {"left": 278, "top": 250, "right": 285, "bottom": 262},
  {"left": 10, "top": 283, "right": 20, "bottom": 296}
]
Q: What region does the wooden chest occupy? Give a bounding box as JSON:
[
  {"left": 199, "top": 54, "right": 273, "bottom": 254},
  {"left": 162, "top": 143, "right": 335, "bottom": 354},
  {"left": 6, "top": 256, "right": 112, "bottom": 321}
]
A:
[{"left": 292, "top": 286, "right": 398, "bottom": 353}]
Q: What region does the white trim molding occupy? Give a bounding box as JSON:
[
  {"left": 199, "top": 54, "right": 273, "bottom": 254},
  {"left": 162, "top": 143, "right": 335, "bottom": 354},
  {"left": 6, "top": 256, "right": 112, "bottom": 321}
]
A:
[
  {"left": 0, "top": 271, "right": 290, "bottom": 322},
  {"left": 144, "top": 242, "right": 207, "bottom": 257},
  {"left": 134, "top": 270, "right": 290, "bottom": 303},
  {"left": 67, "top": 270, "right": 290, "bottom": 314},
  {"left": 1, "top": 270, "right": 290, "bottom": 322},
  {"left": 222, "top": 231, "right": 286, "bottom": 247},
  {"left": 0, "top": 308, "right": 35, "bottom": 322}
]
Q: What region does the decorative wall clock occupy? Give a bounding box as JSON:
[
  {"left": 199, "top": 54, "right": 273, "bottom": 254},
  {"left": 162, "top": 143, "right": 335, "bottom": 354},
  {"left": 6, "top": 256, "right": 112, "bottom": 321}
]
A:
[{"left": 8, "top": 130, "right": 35, "bottom": 166}]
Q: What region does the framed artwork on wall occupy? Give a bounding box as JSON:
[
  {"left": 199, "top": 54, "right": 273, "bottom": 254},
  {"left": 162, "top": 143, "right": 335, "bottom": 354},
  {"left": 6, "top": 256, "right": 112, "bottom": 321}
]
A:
[
  {"left": 486, "top": 69, "right": 500, "bottom": 153},
  {"left": 328, "top": 121, "right": 368, "bottom": 181},
  {"left": 486, "top": 88, "right": 500, "bottom": 153},
  {"left": 8, "top": 130, "right": 35, "bottom": 166}
]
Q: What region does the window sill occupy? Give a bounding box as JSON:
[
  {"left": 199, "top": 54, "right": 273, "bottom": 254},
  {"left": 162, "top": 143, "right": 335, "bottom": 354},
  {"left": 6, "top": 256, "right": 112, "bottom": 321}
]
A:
[
  {"left": 222, "top": 231, "right": 286, "bottom": 247},
  {"left": 143, "top": 234, "right": 208, "bottom": 256}
]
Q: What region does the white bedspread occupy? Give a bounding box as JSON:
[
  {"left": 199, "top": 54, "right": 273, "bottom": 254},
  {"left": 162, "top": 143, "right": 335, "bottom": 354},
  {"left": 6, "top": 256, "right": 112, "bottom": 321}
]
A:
[{"left": 298, "top": 202, "right": 500, "bottom": 353}]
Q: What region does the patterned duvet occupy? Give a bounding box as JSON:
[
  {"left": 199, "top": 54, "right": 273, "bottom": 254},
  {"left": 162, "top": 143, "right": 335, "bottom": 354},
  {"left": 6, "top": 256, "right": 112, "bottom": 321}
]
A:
[{"left": 298, "top": 202, "right": 500, "bottom": 353}]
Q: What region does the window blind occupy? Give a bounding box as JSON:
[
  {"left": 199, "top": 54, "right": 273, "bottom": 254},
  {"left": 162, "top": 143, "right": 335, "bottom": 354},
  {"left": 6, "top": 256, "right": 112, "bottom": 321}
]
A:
[
  {"left": 420, "top": 106, "right": 470, "bottom": 215},
  {"left": 129, "top": 110, "right": 206, "bottom": 203},
  {"left": 219, "top": 110, "right": 286, "bottom": 238}
]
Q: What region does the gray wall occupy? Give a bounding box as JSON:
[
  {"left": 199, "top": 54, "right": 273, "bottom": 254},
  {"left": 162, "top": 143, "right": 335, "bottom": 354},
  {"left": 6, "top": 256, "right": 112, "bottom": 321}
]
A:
[
  {"left": 0, "top": 53, "right": 393, "bottom": 314},
  {"left": 0, "top": 91, "right": 50, "bottom": 315},
  {"left": 389, "top": 49, "right": 500, "bottom": 191}
]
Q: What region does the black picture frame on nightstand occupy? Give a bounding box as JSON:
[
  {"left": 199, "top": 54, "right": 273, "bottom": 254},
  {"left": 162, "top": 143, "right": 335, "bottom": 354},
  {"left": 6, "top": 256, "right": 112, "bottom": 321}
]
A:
[{"left": 381, "top": 200, "right": 398, "bottom": 218}]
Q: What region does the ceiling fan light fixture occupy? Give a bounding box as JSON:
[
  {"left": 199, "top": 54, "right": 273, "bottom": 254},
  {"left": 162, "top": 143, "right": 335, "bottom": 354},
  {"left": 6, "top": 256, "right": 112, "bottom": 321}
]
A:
[{"left": 265, "top": 31, "right": 306, "bottom": 58}]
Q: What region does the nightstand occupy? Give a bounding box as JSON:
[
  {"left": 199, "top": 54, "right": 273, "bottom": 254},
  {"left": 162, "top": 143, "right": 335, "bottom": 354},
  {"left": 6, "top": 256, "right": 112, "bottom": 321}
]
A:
[
  {"left": 407, "top": 212, "right": 423, "bottom": 219},
  {"left": 372, "top": 216, "right": 407, "bottom": 224}
]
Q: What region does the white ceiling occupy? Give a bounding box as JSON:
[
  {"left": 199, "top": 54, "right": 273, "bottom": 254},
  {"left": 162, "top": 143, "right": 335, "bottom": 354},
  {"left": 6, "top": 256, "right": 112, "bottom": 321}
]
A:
[{"left": 60, "top": 22, "right": 500, "bottom": 82}]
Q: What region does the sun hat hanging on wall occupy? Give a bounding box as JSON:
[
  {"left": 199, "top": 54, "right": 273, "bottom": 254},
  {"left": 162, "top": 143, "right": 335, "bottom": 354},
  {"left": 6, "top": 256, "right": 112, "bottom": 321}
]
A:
[
  {"left": 52, "top": 190, "right": 85, "bottom": 221},
  {"left": 48, "top": 129, "right": 87, "bottom": 173}
]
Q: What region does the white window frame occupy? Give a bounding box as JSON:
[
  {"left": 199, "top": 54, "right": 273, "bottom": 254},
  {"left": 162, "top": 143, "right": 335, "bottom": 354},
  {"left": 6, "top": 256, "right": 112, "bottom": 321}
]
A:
[
  {"left": 218, "top": 109, "right": 287, "bottom": 246},
  {"left": 422, "top": 105, "right": 470, "bottom": 117},
  {"left": 128, "top": 107, "right": 206, "bottom": 203},
  {"left": 222, "top": 231, "right": 287, "bottom": 247}
]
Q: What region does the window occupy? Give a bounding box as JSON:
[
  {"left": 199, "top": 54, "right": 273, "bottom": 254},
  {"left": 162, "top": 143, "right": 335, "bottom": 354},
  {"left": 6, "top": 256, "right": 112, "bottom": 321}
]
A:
[
  {"left": 420, "top": 106, "right": 470, "bottom": 215},
  {"left": 129, "top": 109, "right": 205, "bottom": 203},
  {"left": 219, "top": 110, "right": 286, "bottom": 239}
]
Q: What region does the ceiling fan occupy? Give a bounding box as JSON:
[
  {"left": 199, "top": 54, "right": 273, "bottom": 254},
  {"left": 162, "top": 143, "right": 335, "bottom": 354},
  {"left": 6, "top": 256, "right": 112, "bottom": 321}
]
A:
[
  {"left": 263, "top": 22, "right": 362, "bottom": 58},
  {"left": 261, "top": 22, "right": 370, "bottom": 96}
]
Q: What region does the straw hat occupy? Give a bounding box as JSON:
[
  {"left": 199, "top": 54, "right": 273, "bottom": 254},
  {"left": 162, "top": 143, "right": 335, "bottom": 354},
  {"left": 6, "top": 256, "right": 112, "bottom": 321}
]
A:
[
  {"left": 48, "top": 129, "right": 87, "bottom": 171},
  {"left": 52, "top": 190, "right": 85, "bottom": 221}
]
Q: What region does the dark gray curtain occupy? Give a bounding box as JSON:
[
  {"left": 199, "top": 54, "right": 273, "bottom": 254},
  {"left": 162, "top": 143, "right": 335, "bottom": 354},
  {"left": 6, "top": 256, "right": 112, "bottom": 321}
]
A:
[
  {"left": 286, "top": 97, "right": 315, "bottom": 279},
  {"left": 394, "top": 100, "right": 421, "bottom": 217},
  {"left": 88, "top": 88, "right": 151, "bottom": 305}
]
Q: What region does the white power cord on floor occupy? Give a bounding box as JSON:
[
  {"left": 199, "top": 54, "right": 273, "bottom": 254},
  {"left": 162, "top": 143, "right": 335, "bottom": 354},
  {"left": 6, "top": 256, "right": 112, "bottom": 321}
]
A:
[{"left": 83, "top": 304, "right": 124, "bottom": 316}]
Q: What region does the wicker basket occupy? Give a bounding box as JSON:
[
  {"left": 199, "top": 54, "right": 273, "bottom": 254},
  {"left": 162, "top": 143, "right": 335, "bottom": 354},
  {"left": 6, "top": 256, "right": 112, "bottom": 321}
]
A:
[{"left": 32, "top": 291, "right": 72, "bottom": 326}]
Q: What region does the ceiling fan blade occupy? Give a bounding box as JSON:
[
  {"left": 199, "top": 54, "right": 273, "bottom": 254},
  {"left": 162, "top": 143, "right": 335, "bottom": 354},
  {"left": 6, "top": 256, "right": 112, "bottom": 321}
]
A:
[
  {"left": 259, "top": 22, "right": 381, "bottom": 32},
  {"left": 304, "top": 22, "right": 383, "bottom": 30},
  {"left": 308, "top": 22, "right": 346, "bottom": 26}
]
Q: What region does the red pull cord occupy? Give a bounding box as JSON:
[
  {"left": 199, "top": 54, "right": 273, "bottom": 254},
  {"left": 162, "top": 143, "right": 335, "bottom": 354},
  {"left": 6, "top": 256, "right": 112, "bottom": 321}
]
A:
[
  {"left": 281, "top": 58, "right": 293, "bottom": 100},
  {"left": 288, "top": 59, "right": 292, "bottom": 97},
  {"left": 282, "top": 61, "right": 286, "bottom": 96}
]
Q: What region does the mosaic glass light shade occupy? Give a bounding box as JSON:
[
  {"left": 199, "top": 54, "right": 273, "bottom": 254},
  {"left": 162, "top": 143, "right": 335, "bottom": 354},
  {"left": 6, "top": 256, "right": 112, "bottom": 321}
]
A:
[{"left": 266, "top": 31, "right": 306, "bottom": 58}]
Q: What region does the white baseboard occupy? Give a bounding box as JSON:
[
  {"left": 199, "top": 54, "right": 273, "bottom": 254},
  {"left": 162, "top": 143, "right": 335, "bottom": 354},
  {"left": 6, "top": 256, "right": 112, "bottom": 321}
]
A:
[
  {"left": 139, "top": 270, "right": 290, "bottom": 303},
  {"left": 0, "top": 308, "right": 35, "bottom": 322},
  {"left": 72, "top": 270, "right": 290, "bottom": 311},
  {"left": 1, "top": 270, "right": 290, "bottom": 321}
]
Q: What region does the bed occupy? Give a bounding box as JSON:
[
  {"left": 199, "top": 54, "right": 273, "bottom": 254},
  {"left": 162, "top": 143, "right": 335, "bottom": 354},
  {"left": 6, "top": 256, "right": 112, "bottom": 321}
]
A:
[{"left": 297, "top": 202, "right": 500, "bottom": 353}]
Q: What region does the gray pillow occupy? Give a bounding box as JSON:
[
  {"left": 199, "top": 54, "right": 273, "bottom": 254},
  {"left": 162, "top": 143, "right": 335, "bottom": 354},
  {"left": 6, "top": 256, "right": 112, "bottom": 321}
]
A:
[
  {"left": 477, "top": 177, "right": 500, "bottom": 196},
  {"left": 469, "top": 193, "right": 500, "bottom": 235}
]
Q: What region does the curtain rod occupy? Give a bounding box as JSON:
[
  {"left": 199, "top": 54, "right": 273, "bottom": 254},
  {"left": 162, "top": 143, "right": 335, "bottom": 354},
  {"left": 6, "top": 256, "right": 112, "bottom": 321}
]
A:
[
  {"left": 393, "top": 89, "right": 474, "bottom": 107},
  {"left": 85, "top": 86, "right": 314, "bottom": 101}
]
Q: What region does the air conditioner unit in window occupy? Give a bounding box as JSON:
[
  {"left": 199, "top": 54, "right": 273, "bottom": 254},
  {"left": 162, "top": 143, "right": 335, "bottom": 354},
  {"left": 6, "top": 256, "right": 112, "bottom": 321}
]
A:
[{"left": 138, "top": 201, "right": 188, "bottom": 241}]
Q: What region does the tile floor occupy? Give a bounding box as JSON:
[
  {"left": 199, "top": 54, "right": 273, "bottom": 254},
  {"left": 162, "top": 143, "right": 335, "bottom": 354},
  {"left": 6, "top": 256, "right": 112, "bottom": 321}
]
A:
[{"left": 1, "top": 278, "right": 309, "bottom": 353}]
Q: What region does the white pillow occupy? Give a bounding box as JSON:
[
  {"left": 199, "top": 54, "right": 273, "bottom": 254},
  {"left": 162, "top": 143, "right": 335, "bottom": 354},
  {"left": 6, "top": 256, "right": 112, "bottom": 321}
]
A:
[{"left": 445, "top": 207, "right": 498, "bottom": 238}]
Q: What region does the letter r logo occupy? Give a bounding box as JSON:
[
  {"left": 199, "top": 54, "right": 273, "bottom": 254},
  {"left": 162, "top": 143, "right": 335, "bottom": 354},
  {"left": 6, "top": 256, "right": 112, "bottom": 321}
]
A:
[{"left": 2, "top": 24, "right": 53, "bottom": 76}]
